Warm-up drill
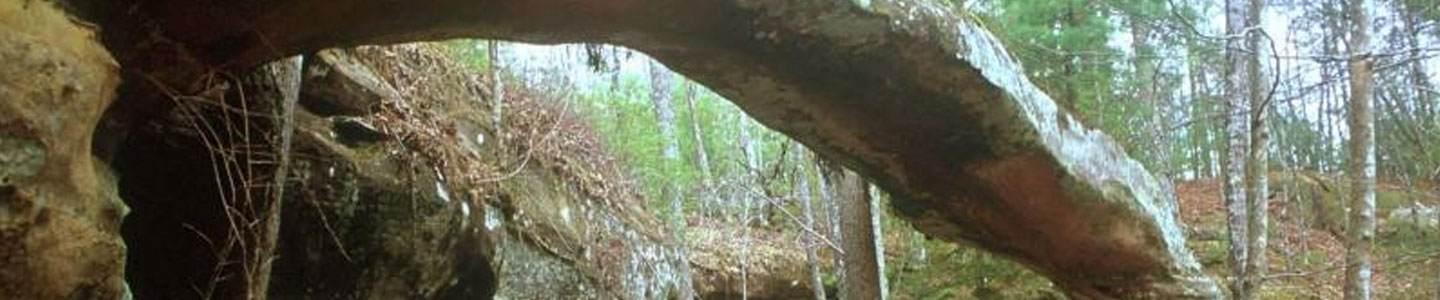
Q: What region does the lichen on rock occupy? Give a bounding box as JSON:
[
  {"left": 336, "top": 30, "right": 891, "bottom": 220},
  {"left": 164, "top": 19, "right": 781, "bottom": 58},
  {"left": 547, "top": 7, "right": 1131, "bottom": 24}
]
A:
[{"left": 0, "top": 1, "right": 126, "bottom": 298}]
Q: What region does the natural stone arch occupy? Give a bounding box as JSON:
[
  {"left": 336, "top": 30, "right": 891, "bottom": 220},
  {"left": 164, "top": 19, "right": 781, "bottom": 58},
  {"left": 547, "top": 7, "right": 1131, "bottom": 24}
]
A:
[{"left": 79, "top": 0, "right": 1224, "bottom": 298}]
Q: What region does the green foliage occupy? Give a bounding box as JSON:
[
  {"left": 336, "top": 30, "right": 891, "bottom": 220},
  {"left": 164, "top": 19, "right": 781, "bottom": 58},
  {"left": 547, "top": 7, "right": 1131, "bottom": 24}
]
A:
[
  {"left": 1294, "top": 249, "right": 1330, "bottom": 269},
  {"left": 1191, "top": 240, "right": 1230, "bottom": 267},
  {"left": 887, "top": 232, "right": 1062, "bottom": 300},
  {"left": 989, "top": 0, "right": 1118, "bottom": 113},
  {"left": 976, "top": 0, "right": 1245, "bottom": 177},
  {"left": 983, "top": 0, "right": 1189, "bottom": 172},
  {"left": 441, "top": 40, "right": 494, "bottom": 72},
  {"left": 878, "top": 200, "right": 1060, "bottom": 299},
  {"left": 1402, "top": 0, "right": 1440, "bottom": 25},
  {"left": 567, "top": 68, "right": 806, "bottom": 218},
  {"left": 573, "top": 74, "right": 688, "bottom": 208}
]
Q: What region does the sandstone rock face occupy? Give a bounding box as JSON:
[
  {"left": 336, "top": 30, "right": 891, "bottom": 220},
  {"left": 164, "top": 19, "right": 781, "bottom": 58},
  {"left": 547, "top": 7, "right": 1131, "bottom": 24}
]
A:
[
  {"left": 266, "top": 109, "right": 490, "bottom": 299},
  {"left": 0, "top": 1, "right": 127, "bottom": 299}
]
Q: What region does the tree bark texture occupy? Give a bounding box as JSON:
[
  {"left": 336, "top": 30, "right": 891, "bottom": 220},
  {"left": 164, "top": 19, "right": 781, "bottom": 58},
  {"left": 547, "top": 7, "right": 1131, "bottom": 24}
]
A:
[{"left": 1343, "top": 0, "right": 1376, "bottom": 298}]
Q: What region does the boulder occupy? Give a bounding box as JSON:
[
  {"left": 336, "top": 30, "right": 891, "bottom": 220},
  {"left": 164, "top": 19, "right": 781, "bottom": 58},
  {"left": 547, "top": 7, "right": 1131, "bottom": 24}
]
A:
[
  {"left": 298, "top": 50, "right": 396, "bottom": 117},
  {"left": 0, "top": 2, "right": 127, "bottom": 299},
  {"left": 1382, "top": 203, "right": 1438, "bottom": 235}
]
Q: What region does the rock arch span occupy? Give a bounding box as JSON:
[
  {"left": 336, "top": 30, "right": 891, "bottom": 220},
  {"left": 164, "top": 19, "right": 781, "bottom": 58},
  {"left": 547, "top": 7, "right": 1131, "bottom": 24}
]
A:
[{"left": 18, "top": 0, "right": 1224, "bottom": 298}]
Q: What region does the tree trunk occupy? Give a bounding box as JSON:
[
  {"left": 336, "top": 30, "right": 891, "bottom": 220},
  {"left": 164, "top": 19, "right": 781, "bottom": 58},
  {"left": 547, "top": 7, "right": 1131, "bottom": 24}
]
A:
[
  {"left": 834, "top": 168, "right": 883, "bottom": 300},
  {"left": 816, "top": 160, "right": 845, "bottom": 287},
  {"left": 1223, "top": 0, "right": 1254, "bottom": 296},
  {"left": 1242, "top": 0, "right": 1269, "bottom": 295},
  {"left": 1185, "top": 53, "right": 1199, "bottom": 177},
  {"left": 249, "top": 56, "right": 303, "bottom": 300},
  {"left": 1401, "top": 0, "right": 1437, "bottom": 180},
  {"left": 740, "top": 189, "right": 753, "bottom": 300},
  {"left": 649, "top": 61, "right": 695, "bottom": 299},
  {"left": 736, "top": 109, "right": 758, "bottom": 299},
  {"left": 1343, "top": 0, "right": 1376, "bottom": 298},
  {"left": 1323, "top": 0, "right": 1344, "bottom": 173},
  {"left": 739, "top": 118, "right": 769, "bottom": 225},
  {"left": 1131, "top": 18, "right": 1168, "bottom": 177},
  {"left": 868, "top": 183, "right": 889, "bottom": 299},
  {"left": 1185, "top": 35, "right": 1211, "bottom": 178},
  {"left": 488, "top": 41, "right": 504, "bottom": 143},
  {"left": 685, "top": 83, "right": 712, "bottom": 185},
  {"left": 684, "top": 83, "right": 715, "bottom": 216},
  {"left": 743, "top": 120, "right": 761, "bottom": 174},
  {"left": 796, "top": 145, "right": 827, "bottom": 300},
  {"left": 650, "top": 61, "right": 680, "bottom": 162},
  {"left": 1320, "top": 78, "right": 1332, "bottom": 172}
]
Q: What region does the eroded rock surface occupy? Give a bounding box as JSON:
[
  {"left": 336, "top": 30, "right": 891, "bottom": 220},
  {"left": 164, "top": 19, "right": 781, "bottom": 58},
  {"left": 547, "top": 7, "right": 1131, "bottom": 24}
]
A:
[{"left": 0, "top": 2, "right": 126, "bottom": 299}]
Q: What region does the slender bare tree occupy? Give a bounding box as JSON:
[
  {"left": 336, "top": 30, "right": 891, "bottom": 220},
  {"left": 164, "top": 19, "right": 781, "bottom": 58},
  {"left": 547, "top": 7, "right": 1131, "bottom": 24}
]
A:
[
  {"left": 684, "top": 83, "right": 714, "bottom": 214},
  {"left": 648, "top": 61, "right": 695, "bottom": 299},
  {"left": 251, "top": 56, "right": 303, "bottom": 300},
  {"left": 488, "top": 41, "right": 504, "bottom": 144},
  {"left": 1343, "top": 0, "right": 1376, "bottom": 298},
  {"left": 795, "top": 144, "right": 826, "bottom": 300},
  {"left": 1223, "top": 0, "right": 1255, "bottom": 295},
  {"left": 1242, "top": 0, "right": 1270, "bottom": 295},
  {"left": 868, "top": 184, "right": 889, "bottom": 299},
  {"left": 816, "top": 159, "right": 845, "bottom": 288}
]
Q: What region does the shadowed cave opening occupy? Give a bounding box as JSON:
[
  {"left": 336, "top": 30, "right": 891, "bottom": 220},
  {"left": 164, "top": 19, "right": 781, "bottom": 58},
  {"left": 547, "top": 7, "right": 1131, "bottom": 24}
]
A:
[
  {"left": 106, "top": 71, "right": 497, "bottom": 299},
  {"left": 112, "top": 94, "right": 267, "bottom": 299}
]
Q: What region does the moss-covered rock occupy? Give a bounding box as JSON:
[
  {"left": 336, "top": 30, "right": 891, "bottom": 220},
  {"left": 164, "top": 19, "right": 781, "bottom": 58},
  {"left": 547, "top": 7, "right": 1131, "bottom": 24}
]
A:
[{"left": 266, "top": 104, "right": 490, "bottom": 299}]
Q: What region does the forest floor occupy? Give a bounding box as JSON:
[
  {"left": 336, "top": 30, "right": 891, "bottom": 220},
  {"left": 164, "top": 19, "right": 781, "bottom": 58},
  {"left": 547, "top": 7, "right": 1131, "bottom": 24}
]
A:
[{"left": 1176, "top": 177, "right": 1440, "bottom": 299}]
